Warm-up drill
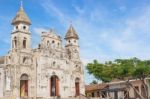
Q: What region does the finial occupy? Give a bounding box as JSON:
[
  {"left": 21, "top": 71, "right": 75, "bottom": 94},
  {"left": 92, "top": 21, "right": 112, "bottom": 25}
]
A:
[{"left": 20, "top": 0, "right": 23, "bottom": 8}]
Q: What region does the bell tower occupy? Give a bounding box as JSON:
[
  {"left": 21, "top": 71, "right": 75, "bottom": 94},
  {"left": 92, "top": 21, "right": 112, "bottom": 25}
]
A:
[
  {"left": 65, "top": 24, "right": 80, "bottom": 60},
  {"left": 11, "top": 3, "right": 31, "bottom": 52}
]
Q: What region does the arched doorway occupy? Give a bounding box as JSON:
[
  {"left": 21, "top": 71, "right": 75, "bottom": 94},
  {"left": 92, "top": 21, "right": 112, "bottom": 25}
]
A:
[
  {"left": 50, "top": 75, "right": 59, "bottom": 96},
  {"left": 20, "top": 74, "right": 28, "bottom": 97},
  {"left": 75, "top": 78, "right": 80, "bottom": 96}
]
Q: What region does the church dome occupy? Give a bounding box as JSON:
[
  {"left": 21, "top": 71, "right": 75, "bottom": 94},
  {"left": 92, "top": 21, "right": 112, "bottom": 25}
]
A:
[
  {"left": 11, "top": 7, "right": 31, "bottom": 25},
  {"left": 65, "top": 25, "right": 79, "bottom": 39}
]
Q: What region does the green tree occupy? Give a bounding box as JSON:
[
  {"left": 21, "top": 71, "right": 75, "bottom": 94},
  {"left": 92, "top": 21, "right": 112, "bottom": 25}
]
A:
[{"left": 86, "top": 58, "right": 150, "bottom": 99}]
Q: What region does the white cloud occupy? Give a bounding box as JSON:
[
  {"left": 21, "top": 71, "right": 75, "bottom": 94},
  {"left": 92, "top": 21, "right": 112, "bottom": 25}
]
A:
[
  {"left": 73, "top": 5, "right": 84, "bottom": 15},
  {"left": 107, "top": 6, "right": 150, "bottom": 58},
  {"left": 41, "top": 0, "right": 71, "bottom": 26},
  {"left": 33, "top": 27, "right": 48, "bottom": 35}
]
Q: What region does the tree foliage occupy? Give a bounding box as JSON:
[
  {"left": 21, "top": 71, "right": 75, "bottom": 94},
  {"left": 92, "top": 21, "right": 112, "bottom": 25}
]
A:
[{"left": 86, "top": 57, "right": 150, "bottom": 82}]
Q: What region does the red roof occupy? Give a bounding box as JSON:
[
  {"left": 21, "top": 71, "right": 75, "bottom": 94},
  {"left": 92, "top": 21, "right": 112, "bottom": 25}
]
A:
[{"left": 85, "top": 83, "right": 108, "bottom": 92}]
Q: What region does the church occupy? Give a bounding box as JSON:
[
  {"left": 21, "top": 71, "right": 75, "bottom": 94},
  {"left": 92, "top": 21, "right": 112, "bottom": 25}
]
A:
[{"left": 0, "top": 4, "right": 85, "bottom": 99}]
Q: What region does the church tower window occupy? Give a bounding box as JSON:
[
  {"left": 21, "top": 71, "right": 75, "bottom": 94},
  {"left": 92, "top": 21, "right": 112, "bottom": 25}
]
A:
[
  {"left": 23, "top": 37, "right": 27, "bottom": 48},
  {"left": 13, "top": 37, "right": 17, "bottom": 48},
  {"left": 16, "top": 26, "right": 18, "bottom": 29},
  {"left": 23, "top": 26, "right": 26, "bottom": 30}
]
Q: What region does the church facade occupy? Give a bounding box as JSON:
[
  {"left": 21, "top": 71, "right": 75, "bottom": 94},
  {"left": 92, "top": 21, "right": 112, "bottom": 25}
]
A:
[{"left": 0, "top": 5, "right": 85, "bottom": 99}]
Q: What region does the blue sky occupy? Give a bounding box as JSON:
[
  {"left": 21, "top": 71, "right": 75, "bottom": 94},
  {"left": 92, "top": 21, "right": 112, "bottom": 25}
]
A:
[{"left": 1, "top": 0, "right": 150, "bottom": 84}]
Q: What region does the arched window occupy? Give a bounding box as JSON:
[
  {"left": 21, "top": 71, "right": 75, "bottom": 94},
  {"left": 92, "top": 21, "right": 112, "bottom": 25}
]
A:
[
  {"left": 13, "top": 37, "right": 17, "bottom": 48},
  {"left": 47, "top": 41, "right": 50, "bottom": 46},
  {"left": 75, "top": 78, "right": 80, "bottom": 96},
  {"left": 20, "top": 74, "right": 28, "bottom": 97},
  {"left": 23, "top": 37, "right": 27, "bottom": 48},
  {"left": 52, "top": 40, "right": 55, "bottom": 48},
  {"left": 16, "top": 26, "right": 18, "bottom": 30},
  {"left": 50, "top": 75, "right": 60, "bottom": 96},
  {"left": 23, "top": 26, "right": 26, "bottom": 30},
  {"left": 23, "top": 57, "right": 27, "bottom": 63}
]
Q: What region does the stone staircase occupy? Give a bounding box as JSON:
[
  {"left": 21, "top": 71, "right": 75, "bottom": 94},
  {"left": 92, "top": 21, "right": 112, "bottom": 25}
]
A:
[
  {"left": 0, "top": 94, "right": 91, "bottom": 99},
  {"left": 35, "top": 94, "right": 89, "bottom": 99},
  {"left": 38, "top": 94, "right": 90, "bottom": 99}
]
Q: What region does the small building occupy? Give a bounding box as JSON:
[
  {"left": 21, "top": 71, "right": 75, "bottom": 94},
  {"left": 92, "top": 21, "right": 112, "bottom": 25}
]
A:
[{"left": 85, "top": 79, "right": 150, "bottom": 99}]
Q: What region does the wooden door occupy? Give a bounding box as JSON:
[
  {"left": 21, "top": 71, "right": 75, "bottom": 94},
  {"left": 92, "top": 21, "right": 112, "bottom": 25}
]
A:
[
  {"left": 50, "top": 76, "right": 59, "bottom": 96},
  {"left": 75, "top": 82, "right": 80, "bottom": 96},
  {"left": 20, "top": 80, "right": 28, "bottom": 97},
  {"left": 56, "top": 78, "right": 59, "bottom": 96}
]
